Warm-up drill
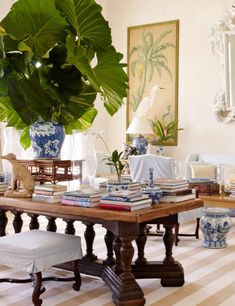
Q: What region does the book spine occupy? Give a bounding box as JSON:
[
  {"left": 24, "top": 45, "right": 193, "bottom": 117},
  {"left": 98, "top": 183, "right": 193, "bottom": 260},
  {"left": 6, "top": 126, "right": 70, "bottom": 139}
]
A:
[
  {"left": 162, "top": 189, "right": 193, "bottom": 196},
  {"left": 63, "top": 195, "right": 92, "bottom": 202},
  {"left": 99, "top": 203, "right": 131, "bottom": 211},
  {"left": 32, "top": 194, "right": 62, "bottom": 200},
  {"left": 61, "top": 199, "right": 91, "bottom": 207},
  {"left": 34, "top": 190, "right": 65, "bottom": 196},
  {"left": 32, "top": 196, "right": 61, "bottom": 203},
  {"left": 101, "top": 196, "right": 132, "bottom": 202},
  {"left": 63, "top": 192, "right": 100, "bottom": 198},
  {"left": 35, "top": 187, "right": 66, "bottom": 192}
]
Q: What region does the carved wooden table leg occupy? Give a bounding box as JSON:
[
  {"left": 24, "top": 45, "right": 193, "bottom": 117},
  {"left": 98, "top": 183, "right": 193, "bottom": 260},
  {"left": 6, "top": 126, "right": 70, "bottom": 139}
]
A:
[
  {"left": 32, "top": 272, "right": 45, "bottom": 306},
  {"left": 82, "top": 222, "right": 97, "bottom": 261},
  {"left": 64, "top": 219, "right": 75, "bottom": 235},
  {"left": 12, "top": 211, "right": 23, "bottom": 233},
  {"left": 28, "top": 214, "right": 39, "bottom": 230},
  {"left": 103, "top": 229, "right": 115, "bottom": 266},
  {"left": 72, "top": 259, "right": 81, "bottom": 291},
  {"left": 159, "top": 223, "right": 184, "bottom": 287},
  {"left": 113, "top": 236, "right": 122, "bottom": 275},
  {"left": 46, "top": 216, "right": 57, "bottom": 232},
  {"left": 135, "top": 223, "right": 147, "bottom": 264},
  {"left": 0, "top": 209, "right": 8, "bottom": 236},
  {"left": 162, "top": 224, "right": 175, "bottom": 264},
  {"left": 112, "top": 235, "right": 145, "bottom": 306}
]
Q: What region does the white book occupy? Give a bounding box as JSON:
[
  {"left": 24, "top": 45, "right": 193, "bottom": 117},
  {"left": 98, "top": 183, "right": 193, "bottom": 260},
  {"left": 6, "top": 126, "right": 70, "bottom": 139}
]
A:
[
  {"left": 32, "top": 194, "right": 62, "bottom": 203},
  {"left": 160, "top": 193, "right": 196, "bottom": 203}
]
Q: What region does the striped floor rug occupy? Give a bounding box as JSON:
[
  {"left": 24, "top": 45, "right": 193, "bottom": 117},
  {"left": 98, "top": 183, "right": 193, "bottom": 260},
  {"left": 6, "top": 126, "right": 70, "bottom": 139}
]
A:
[{"left": 0, "top": 213, "right": 235, "bottom": 306}]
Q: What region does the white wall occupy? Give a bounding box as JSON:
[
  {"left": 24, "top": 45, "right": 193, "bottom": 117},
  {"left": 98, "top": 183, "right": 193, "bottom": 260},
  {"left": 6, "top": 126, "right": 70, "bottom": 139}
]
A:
[
  {"left": 98, "top": 0, "right": 235, "bottom": 159},
  {"left": 0, "top": 0, "right": 15, "bottom": 19}
]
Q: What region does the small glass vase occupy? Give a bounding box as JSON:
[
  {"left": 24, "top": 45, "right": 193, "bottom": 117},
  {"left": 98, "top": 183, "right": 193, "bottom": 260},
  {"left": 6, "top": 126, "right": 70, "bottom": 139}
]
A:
[{"left": 72, "top": 130, "right": 97, "bottom": 188}]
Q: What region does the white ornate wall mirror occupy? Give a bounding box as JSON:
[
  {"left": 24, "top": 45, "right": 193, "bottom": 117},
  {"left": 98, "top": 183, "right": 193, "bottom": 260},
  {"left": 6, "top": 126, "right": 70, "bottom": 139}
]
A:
[{"left": 209, "top": 2, "right": 235, "bottom": 123}]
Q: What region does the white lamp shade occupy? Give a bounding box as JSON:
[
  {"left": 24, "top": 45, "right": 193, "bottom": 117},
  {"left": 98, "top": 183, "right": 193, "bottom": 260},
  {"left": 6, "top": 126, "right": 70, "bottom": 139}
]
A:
[{"left": 126, "top": 117, "right": 153, "bottom": 135}]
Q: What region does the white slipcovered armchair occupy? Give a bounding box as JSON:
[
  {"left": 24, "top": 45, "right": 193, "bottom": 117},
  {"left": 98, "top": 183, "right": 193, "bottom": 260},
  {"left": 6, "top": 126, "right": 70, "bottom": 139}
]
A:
[{"left": 128, "top": 154, "right": 202, "bottom": 245}]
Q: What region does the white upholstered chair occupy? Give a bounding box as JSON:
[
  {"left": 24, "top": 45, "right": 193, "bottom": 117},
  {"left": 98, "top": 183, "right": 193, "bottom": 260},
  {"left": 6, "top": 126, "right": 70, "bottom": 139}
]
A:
[
  {"left": 0, "top": 230, "right": 83, "bottom": 306},
  {"left": 128, "top": 154, "right": 174, "bottom": 182},
  {"left": 128, "top": 154, "right": 202, "bottom": 245}
]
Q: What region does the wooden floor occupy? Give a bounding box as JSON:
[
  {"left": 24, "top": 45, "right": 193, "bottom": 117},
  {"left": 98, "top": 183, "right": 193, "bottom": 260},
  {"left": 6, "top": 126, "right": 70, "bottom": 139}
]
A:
[{"left": 1, "top": 213, "right": 235, "bottom": 305}]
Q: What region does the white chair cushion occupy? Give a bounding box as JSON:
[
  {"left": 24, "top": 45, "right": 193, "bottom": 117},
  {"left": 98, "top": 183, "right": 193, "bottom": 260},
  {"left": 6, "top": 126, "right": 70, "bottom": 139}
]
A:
[
  {"left": 190, "top": 164, "right": 217, "bottom": 179},
  {"left": 177, "top": 207, "right": 202, "bottom": 223},
  {"left": 0, "top": 230, "right": 82, "bottom": 274}
]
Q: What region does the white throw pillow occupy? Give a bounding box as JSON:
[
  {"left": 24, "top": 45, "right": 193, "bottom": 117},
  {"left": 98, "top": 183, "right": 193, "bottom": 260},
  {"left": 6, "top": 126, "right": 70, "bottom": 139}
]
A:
[
  {"left": 190, "top": 163, "right": 216, "bottom": 179},
  {"left": 185, "top": 161, "right": 205, "bottom": 179}
]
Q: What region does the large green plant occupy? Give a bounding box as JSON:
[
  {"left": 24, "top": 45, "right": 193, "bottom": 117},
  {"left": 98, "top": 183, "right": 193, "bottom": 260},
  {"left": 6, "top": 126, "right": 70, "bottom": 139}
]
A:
[{"left": 0, "top": 0, "right": 128, "bottom": 149}]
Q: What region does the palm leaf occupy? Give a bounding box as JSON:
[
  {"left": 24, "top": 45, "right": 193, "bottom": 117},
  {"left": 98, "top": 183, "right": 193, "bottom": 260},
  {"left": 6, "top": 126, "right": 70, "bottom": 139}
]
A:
[
  {"left": 130, "top": 46, "right": 139, "bottom": 57},
  {"left": 148, "top": 62, "right": 155, "bottom": 82},
  {"left": 156, "top": 42, "right": 175, "bottom": 53},
  {"left": 154, "top": 30, "right": 172, "bottom": 48}
]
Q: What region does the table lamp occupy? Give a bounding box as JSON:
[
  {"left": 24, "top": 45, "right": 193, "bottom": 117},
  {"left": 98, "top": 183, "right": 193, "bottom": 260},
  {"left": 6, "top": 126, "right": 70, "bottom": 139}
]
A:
[{"left": 126, "top": 116, "right": 154, "bottom": 154}]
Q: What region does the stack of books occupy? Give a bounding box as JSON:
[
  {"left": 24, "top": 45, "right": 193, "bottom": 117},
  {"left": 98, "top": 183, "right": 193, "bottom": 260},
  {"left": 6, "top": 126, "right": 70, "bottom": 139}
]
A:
[
  {"left": 32, "top": 184, "right": 67, "bottom": 203},
  {"left": 99, "top": 190, "right": 152, "bottom": 211},
  {"left": 155, "top": 178, "right": 196, "bottom": 203},
  {"left": 127, "top": 181, "right": 141, "bottom": 191},
  {"left": 0, "top": 181, "right": 8, "bottom": 195},
  {"left": 62, "top": 189, "right": 101, "bottom": 207}
]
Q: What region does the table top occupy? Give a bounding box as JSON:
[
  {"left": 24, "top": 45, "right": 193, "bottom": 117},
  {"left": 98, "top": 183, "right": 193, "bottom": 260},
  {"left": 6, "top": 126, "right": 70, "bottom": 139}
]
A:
[
  {"left": 200, "top": 195, "right": 235, "bottom": 208},
  {"left": 0, "top": 197, "right": 203, "bottom": 224}
]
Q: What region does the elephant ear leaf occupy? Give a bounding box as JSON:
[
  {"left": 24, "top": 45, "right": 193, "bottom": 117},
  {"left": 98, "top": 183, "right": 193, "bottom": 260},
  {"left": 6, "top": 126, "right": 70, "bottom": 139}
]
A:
[
  {"left": 55, "top": 0, "right": 111, "bottom": 51},
  {"left": 94, "top": 46, "right": 128, "bottom": 115},
  {"left": 0, "top": 0, "right": 68, "bottom": 57}
]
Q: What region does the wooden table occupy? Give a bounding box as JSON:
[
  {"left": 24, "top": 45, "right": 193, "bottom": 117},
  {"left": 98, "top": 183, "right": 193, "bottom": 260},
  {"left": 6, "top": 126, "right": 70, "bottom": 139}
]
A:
[
  {"left": 200, "top": 195, "right": 235, "bottom": 208},
  {"left": 0, "top": 197, "right": 203, "bottom": 306}
]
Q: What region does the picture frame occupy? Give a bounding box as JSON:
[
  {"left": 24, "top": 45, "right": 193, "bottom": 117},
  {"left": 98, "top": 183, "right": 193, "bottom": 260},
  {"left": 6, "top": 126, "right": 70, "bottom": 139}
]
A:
[{"left": 126, "top": 20, "right": 179, "bottom": 145}]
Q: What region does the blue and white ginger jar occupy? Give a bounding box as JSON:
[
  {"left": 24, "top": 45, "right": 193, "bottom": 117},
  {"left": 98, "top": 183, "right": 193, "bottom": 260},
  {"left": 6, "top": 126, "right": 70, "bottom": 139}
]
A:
[
  {"left": 29, "top": 118, "right": 65, "bottom": 159},
  {"left": 200, "top": 208, "right": 232, "bottom": 248},
  {"left": 132, "top": 136, "right": 148, "bottom": 155}
]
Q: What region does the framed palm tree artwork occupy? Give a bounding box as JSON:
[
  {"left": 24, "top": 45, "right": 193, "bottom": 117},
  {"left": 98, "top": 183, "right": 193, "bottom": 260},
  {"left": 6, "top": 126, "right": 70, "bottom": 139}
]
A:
[{"left": 127, "top": 20, "right": 179, "bottom": 146}]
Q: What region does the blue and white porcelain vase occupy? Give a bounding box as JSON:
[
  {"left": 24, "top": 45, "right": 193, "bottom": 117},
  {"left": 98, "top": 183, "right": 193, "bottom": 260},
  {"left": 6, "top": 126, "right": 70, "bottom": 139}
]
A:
[
  {"left": 132, "top": 136, "right": 148, "bottom": 155},
  {"left": 29, "top": 118, "right": 65, "bottom": 159},
  {"left": 200, "top": 208, "right": 232, "bottom": 248}
]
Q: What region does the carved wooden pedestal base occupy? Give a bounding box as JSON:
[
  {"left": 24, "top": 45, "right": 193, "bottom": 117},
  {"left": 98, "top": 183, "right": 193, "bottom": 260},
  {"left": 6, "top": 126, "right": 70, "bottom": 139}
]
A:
[{"left": 0, "top": 197, "right": 203, "bottom": 305}]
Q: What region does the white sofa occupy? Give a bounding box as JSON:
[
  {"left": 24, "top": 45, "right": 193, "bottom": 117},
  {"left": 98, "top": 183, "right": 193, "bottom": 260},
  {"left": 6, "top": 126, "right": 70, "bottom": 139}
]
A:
[
  {"left": 185, "top": 153, "right": 235, "bottom": 180},
  {"left": 186, "top": 153, "right": 235, "bottom": 167}
]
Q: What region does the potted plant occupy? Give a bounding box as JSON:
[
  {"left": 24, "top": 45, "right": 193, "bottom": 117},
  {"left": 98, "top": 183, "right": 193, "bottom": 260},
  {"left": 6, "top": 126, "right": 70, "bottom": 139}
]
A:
[
  {"left": 103, "top": 149, "right": 125, "bottom": 182},
  {"left": 103, "top": 149, "right": 129, "bottom": 192},
  {"left": 153, "top": 119, "right": 183, "bottom": 145},
  {"left": 0, "top": 0, "right": 128, "bottom": 158}
]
